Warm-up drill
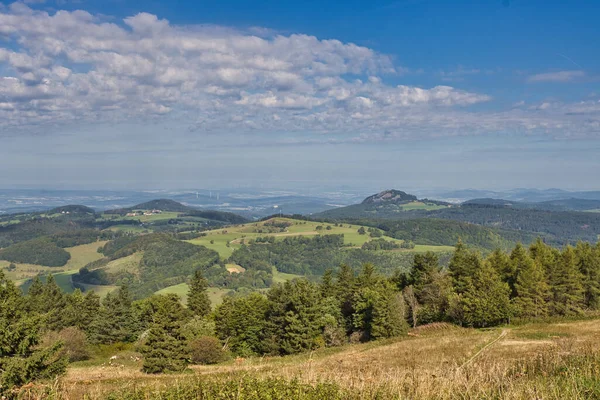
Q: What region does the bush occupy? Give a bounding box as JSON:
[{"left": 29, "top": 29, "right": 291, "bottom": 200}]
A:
[
  {"left": 42, "top": 327, "right": 90, "bottom": 362},
  {"left": 188, "top": 336, "right": 227, "bottom": 365}
]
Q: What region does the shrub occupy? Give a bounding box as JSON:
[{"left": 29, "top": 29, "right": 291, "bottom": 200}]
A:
[
  {"left": 188, "top": 336, "right": 227, "bottom": 365},
  {"left": 42, "top": 327, "right": 91, "bottom": 362}
]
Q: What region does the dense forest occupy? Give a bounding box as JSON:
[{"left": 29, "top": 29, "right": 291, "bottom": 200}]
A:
[{"left": 3, "top": 238, "right": 600, "bottom": 396}]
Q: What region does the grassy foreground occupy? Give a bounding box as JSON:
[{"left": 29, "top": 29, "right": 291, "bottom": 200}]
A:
[{"left": 22, "top": 318, "right": 600, "bottom": 399}]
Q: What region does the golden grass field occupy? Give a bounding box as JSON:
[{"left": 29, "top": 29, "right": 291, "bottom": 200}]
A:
[{"left": 37, "top": 318, "right": 600, "bottom": 399}]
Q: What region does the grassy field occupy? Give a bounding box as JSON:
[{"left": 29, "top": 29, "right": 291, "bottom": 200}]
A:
[
  {"left": 63, "top": 241, "right": 108, "bottom": 270},
  {"left": 188, "top": 218, "right": 451, "bottom": 259},
  {"left": 77, "top": 283, "right": 119, "bottom": 297},
  {"left": 103, "top": 224, "right": 148, "bottom": 233},
  {"left": 155, "top": 283, "right": 231, "bottom": 307},
  {"left": 19, "top": 270, "right": 76, "bottom": 293},
  {"left": 272, "top": 266, "right": 304, "bottom": 284},
  {"left": 40, "top": 317, "right": 600, "bottom": 399},
  {"left": 102, "top": 252, "right": 143, "bottom": 274},
  {"left": 100, "top": 211, "right": 181, "bottom": 223},
  {"left": 1, "top": 240, "right": 107, "bottom": 288},
  {"left": 399, "top": 201, "right": 448, "bottom": 211}
]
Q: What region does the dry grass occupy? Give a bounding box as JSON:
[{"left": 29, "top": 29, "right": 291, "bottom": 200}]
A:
[{"left": 24, "top": 319, "right": 600, "bottom": 399}]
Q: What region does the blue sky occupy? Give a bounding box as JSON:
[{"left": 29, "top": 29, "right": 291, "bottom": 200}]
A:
[{"left": 0, "top": 0, "right": 599, "bottom": 191}]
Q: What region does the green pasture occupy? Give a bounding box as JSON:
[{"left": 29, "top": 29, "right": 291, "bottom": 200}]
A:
[{"left": 155, "top": 284, "right": 231, "bottom": 307}]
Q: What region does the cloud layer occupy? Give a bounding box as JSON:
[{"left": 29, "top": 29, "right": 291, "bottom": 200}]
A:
[{"left": 0, "top": 3, "right": 598, "bottom": 140}]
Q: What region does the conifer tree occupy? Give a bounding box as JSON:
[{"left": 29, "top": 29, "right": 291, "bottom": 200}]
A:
[
  {"left": 529, "top": 238, "right": 559, "bottom": 276},
  {"left": 266, "top": 279, "right": 325, "bottom": 355},
  {"left": 214, "top": 292, "right": 269, "bottom": 356},
  {"left": 26, "top": 275, "right": 45, "bottom": 312},
  {"left": 335, "top": 264, "right": 356, "bottom": 331},
  {"left": 187, "top": 269, "right": 211, "bottom": 317},
  {"left": 549, "top": 246, "right": 585, "bottom": 316},
  {"left": 42, "top": 274, "right": 67, "bottom": 331},
  {"left": 410, "top": 251, "right": 439, "bottom": 292},
  {"left": 89, "top": 286, "right": 138, "bottom": 344},
  {"left": 448, "top": 240, "right": 482, "bottom": 294},
  {"left": 353, "top": 280, "right": 407, "bottom": 340},
  {"left": 320, "top": 269, "right": 335, "bottom": 298},
  {"left": 456, "top": 261, "right": 512, "bottom": 327},
  {"left": 0, "top": 271, "right": 67, "bottom": 394},
  {"left": 574, "top": 242, "right": 600, "bottom": 310},
  {"left": 141, "top": 294, "right": 190, "bottom": 373},
  {"left": 512, "top": 255, "right": 550, "bottom": 318}
]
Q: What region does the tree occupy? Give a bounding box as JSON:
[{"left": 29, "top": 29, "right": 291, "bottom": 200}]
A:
[
  {"left": 352, "top": 280, "right": 407, "bottom": 340},
  {"left": 266, "top": 279, "right": 326, "bottom": 355},
  {"left": 548, "top": 246, "right": 585, "bottom": 316},
  {"left": 140, "top": 294, "right": 190, "bottom": 373},
  {"left": 0, "top": 271, "right": 67, "bottom": 395},
  {"left": 320, "top": 269, "right": 335, "bottom": 298},
  {"left": 410, "top": 252, "right": 439, "bottom": 292},
  {"left": 357, "top": 226, "right": 366, "bottom": 235},
  {"left": 511, "top": 250, "right": 550, "bottom": 318},
  {"left": 41, "top": 274, "right": 68, "bottom": 331},
  {"left": 187, "top": 270, "right": 211, "bottom": 317},
  {"left": 448, "top": 240, "right": 482, "bottom": 294},
  {"left": 335, "top": 264, "right": 356, "bottom": 332},
  {"left": 574, "top": 242, "right": 600, "bottom": 310},
  {"left": 455, "top": 262, "right": 512, "bottom": 328},
  {"left": 89, "top": 286, "right": 138, "bottom": 344},
  {"left": 487, "top": 249, "right": 513, "bottom": 294},
  {"left": 214, "top": 292, "right": 269, "bottom": 356}
]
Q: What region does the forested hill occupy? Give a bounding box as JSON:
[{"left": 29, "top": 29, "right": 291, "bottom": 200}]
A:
[
  {"left": 104, "top": 199, "right": 249, "bottom": 224},
  {"left": 314, "top": 190, "right": 600, "bottom": 246},
  {"left": 105, "top": 199, "right": 194, "bottom": 213}
]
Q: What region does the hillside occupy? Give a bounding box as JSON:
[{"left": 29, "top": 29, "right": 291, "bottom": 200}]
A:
[
  {"left": 316, "top": 189, "right": 450, "bottom": 219},
  {"left": 103, "top": 198, "right": 249, "bottom": 224},
  {"left": 464, "top": 197, "right": 600, "bottom": 212},
  {"left": 315, "top": 190, "right": 600, "bottom": 246},
  {"left": 52, "top": 319, "right": 600, "bottom": 399}
]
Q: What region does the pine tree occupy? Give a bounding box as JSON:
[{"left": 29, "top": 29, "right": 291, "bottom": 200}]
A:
[
  {"left": 42, "top": 274, "right": 68, "bottom": 331},
  {"left": 266, "top": 279, "right": 325, "bottom": 355},
  {"left": 549, "top": 246, "right": 585, "bottom": 316},
  {"left": 141, "top": 294, "right": 190, "bottom": 373},
  {"left": 457, "top": 261, "right": 512, "bottom": 328},
  {"left": 214, "top": 292, "right": 269, "bottom": 356},
  {"left": 187, "top": 270, "right": 211, "bottom": 317},
  {"left": 26, "top": 275, "right": 45, "bottom": 312},
  {"left": 320, "top": 269, "right": 335, "bottom": 298},
  {"left": 353, "top": 280, "right": 407, "bottom": 340},
  {"left": 335, "top": 264, "right": 356, "bottom": 331},
  {"left": 0, "top": 271, "right": 67, "bottom": 394},
  {"left": 529, "top": 238, "right": 559, "bottom": 276},
  {"left": 448, "top": 240, "right": 482, "bottom": 294},
  {"left": 574, "top": 241, "right": 600, "bottom": 310},
  {"left": 512, "top": 255, "right": 550, "bottom": 318},
  {"left": 410, "top": 251, "right": 439, "bottom": 292},
  {"left": 357, "top": 263, "right": 377, "bottom": 287},
  {"left": 89, "top": 286, "right": 138, "bottom": 344}
]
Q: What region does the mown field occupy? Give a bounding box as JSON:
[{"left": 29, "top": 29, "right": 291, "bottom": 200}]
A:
[
  {"left": 187, "top": 218, "right": 453, "bottom": 258},
  {"left": 37, "top": 318, "right": 600, "bottom": 399},
  {"left": 1, "top": 240, "right": 108, "bottom": 291}
]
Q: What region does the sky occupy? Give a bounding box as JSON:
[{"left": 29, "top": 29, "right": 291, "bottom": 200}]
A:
[{"left": 0, "top": 0, "right": 599, "bottom": 192}]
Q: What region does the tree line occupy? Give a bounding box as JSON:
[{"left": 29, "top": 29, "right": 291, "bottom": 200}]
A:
[{"left": 2, "top": 238, "right": 600, "bottom": 395}]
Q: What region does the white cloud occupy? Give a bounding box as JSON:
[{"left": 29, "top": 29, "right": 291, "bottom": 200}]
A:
[
  {"left": 0, "top": 4, "right": 597, "bottom": 141},
  {"left": 527, "top": 70, "right": 585, "bottom": 83}
]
